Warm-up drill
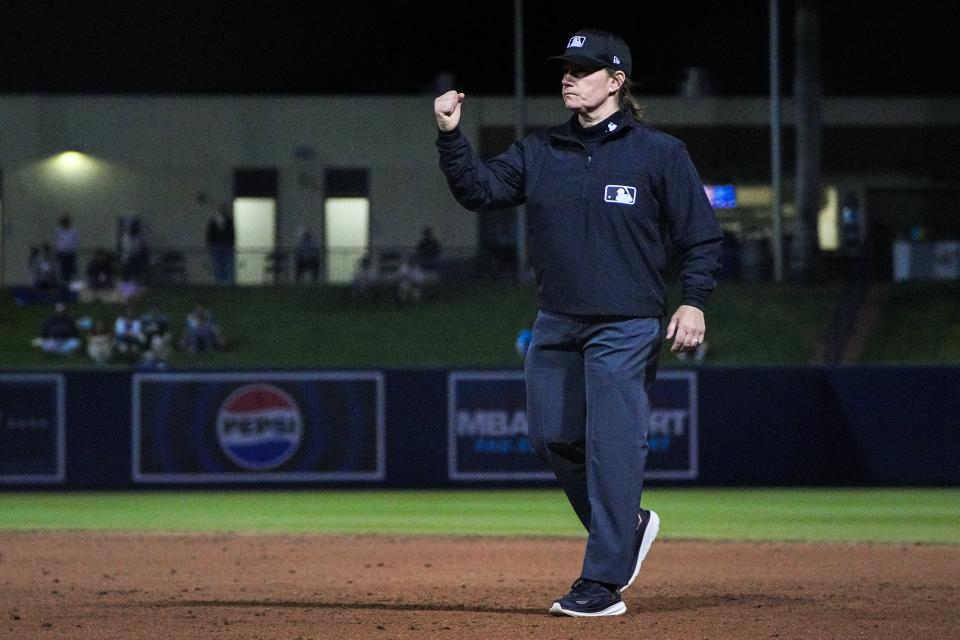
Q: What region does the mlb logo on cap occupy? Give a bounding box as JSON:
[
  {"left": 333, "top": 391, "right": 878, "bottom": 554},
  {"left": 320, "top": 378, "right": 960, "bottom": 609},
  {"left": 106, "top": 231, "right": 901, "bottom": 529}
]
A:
[
  {"left": 549, "top": 29, "right": 633, "bottom": 76},
  {"left": 604, "top": 184, "right": 637, "bottom": 205}
]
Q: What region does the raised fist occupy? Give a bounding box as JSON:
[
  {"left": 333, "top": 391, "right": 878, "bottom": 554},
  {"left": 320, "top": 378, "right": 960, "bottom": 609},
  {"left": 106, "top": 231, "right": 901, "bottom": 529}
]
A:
[{"left": 434, "top": 90, "right": 465, "bottom": 131}]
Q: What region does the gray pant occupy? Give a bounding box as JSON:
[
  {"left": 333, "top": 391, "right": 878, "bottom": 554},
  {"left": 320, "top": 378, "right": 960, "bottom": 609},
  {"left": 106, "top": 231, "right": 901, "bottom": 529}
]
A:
[{"left": 525, "top": 310, "right": 661, "bottom": 586}]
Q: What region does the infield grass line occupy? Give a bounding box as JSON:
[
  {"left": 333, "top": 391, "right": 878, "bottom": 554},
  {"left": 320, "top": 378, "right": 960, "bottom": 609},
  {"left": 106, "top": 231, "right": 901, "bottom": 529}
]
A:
[{"left": 0, "top": 488, "right": 957, "bottom": 544}]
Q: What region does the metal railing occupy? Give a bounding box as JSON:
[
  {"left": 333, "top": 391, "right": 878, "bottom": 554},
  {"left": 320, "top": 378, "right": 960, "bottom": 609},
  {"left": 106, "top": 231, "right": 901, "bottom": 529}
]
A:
[{"left": 60, "top": 245, "right": 518, "bottom": 287}]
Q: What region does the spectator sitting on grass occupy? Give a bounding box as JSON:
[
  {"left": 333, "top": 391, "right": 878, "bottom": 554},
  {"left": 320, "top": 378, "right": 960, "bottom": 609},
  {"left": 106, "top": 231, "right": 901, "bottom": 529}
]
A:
[
  {"left": 180, "top": 300, "right": 225, "bottom": 354},
  {"left": 140, "top": 306, "right": 173, "bottom": 365},
  {"left": 86, "top": 319, "right": 112, "bottom": 364},
  {"left": 33, "top": 302, "right": 81, "bottom": 356},
  {"left": 113, "top": 303, "right": 147, "bottom": 362}
]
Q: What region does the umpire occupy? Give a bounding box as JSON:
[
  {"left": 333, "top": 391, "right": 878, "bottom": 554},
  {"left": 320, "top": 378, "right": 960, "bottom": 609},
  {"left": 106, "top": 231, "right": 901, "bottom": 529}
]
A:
[{"left": 434, "top": 28, "right": 723, "bottom": 617}]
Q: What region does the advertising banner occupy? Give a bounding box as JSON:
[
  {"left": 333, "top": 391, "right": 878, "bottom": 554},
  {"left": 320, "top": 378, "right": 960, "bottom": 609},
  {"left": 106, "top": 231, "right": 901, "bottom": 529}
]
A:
[
  {"left": 448, "top": 370, "right": 698, "bottom": 481},
  {"left": 133, "top": 372, "right": 384, "bottom": 483},
  {"left": 0, "top": 374, "right": 65, "bottom": 483}
]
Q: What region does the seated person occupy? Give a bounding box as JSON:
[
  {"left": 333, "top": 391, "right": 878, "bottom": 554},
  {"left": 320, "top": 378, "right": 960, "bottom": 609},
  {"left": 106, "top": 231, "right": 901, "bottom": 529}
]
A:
[
  {"left": 140, "top": 307, "right": 173, "bottom": 364},
  {"left": 86, "top": 320, "right": 113, "bottom": 364},
  {"left": 35, "top": 302, "right": 81, "bottom": 355},
  {"left": 86, "top": 248, "right": 116, "bottom": 292},
  {"left": 180, "top": 300, "right": 224, "bottom": 354},
  {"left": 113, "top": 304, "right": 147, "bottom": 362}
]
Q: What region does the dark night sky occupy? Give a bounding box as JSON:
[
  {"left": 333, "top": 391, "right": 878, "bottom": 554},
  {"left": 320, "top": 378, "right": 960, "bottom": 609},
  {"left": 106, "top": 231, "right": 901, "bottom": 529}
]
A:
[{"left": 1, "top": 1, "right": 958, "bottom": 97}]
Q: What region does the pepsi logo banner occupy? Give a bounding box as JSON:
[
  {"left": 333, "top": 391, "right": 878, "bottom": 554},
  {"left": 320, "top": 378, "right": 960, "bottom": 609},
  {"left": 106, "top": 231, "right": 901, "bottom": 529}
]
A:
[
  {"left": 0, "top": 374, "right": 65, "bottom": 484},
  {"left": 133, "top": 372, "right": 384, "bottom": 483},
  {"left": 448, "top": 370, "right": 698, "bottom": 481},
  {"left": 216, "top": 384, "right": 304, "bottom": 471}
]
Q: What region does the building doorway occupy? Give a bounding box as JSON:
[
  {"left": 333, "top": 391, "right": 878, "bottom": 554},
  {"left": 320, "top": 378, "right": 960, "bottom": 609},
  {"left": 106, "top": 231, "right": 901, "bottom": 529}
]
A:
[
  {"left": 324, "top": 169, "right": 369, "bottom": 284},
  {"left": 233, "top": 197, "right": 277, "bottom": 285},
  {"left": 0, "top": 168, "right": 4, "bottom": 286},
  {"left": 233, "top": 169, "right": 278, "bottom": 285}
]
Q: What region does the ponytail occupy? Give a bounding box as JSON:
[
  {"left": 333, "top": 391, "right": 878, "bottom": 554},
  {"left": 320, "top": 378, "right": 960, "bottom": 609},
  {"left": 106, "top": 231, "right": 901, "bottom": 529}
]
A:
[{"left": 616, "top": 77, "right": 645, "bottom": 122}]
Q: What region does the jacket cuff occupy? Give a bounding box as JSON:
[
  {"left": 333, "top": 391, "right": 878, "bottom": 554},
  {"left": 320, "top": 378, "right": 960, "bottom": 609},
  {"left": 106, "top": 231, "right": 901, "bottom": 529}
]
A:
[
  {"left": 680, "top": 289, "right": 710, "bottom": 310},
  {"left": 436, "top": 126, "right": 462, "bottom": 143}
]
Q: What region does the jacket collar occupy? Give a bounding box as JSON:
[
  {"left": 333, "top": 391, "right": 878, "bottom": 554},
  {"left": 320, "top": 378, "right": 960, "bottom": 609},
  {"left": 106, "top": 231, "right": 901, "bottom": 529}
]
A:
[{"left": 549, "top": 107, "right": 637, "bottom": 145}]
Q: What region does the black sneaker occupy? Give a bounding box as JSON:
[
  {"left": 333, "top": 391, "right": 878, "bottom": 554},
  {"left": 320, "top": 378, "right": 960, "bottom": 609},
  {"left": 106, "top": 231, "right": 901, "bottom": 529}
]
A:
[
  {"left": 549, "top": 578, "right": 626, "bottom": 617},
  {"left": 622, "top": 508, "right": 660, "bottom": 592}
]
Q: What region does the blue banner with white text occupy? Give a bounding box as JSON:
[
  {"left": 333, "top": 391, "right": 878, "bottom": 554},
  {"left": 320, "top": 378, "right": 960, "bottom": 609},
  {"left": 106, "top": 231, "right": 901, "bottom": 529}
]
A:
[
  {"left": 0, "top": 374, "right": 64, "bottom": 483},
  {"left": 447, "top": 370, "right": 697, "bottom": 481},
  {"left": 133, "top": 372, "right": 384, "bottom": 483}
]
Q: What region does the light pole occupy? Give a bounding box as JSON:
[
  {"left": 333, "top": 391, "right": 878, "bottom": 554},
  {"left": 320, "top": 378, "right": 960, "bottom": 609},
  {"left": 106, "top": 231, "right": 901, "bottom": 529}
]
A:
[
  {"left": 514, "top": 0, "right": 527, "bottom": 277},
  {"left": 770, "top": 0, "right": 785, "bottom": 282}
]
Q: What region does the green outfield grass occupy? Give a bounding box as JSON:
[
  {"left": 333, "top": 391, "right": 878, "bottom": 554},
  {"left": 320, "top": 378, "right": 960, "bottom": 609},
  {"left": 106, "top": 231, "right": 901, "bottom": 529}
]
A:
[{"left": 1, "top": 488, "right": 957, "bottom": 544}]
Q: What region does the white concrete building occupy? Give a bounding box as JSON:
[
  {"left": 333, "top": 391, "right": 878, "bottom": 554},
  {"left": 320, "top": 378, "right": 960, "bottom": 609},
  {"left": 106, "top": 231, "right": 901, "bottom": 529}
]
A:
[{"left": 1, "top": 94, "right": 958, "bottom": 285}]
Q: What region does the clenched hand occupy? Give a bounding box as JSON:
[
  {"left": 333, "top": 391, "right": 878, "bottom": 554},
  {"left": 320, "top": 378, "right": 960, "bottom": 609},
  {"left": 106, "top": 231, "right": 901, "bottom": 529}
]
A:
[{"left": 434, "top": 90, "right": 465, "bottom": 131}]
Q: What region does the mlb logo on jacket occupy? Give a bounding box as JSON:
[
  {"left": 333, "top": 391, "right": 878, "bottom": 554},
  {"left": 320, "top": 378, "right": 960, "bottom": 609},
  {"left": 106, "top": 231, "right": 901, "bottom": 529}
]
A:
[{"left": 604, "top": 184, "right": 637, "bottom": 205}]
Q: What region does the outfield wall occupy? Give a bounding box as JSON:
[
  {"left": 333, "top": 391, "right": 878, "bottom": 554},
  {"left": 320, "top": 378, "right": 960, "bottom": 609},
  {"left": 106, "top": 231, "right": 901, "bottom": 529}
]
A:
[{"left": 1, "top": 367, "right": 957, "bottom": 489}]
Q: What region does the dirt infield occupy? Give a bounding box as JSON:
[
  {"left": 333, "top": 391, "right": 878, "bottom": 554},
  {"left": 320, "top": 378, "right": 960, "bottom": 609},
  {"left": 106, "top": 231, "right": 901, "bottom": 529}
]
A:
[{"left": 1, "top": 532, "right": 957, "bottom": 639}]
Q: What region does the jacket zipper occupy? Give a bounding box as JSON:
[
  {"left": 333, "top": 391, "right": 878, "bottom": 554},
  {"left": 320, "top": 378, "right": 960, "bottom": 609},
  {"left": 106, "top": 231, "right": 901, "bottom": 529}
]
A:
[{"left": 582, "top": 148, "right": 592, "bottom": 213}]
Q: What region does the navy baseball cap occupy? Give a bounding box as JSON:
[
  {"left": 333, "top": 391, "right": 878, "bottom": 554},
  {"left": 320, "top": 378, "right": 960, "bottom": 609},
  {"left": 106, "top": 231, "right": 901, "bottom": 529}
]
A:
[{"left": 548, "top": 29, "right": 632, "bottom": 76}]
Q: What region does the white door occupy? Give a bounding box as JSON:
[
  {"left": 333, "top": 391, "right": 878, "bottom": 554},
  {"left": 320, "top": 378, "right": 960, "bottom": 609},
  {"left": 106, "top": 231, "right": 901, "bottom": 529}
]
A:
[
  {"left": 324, "top": 197, "right": 369, "bottom": 284},
  {"left": 0, "top": 190, "right": 4, "bottom": 286},
  {"left": 233, "top": 197, "right": 276, "bottom": 285}
]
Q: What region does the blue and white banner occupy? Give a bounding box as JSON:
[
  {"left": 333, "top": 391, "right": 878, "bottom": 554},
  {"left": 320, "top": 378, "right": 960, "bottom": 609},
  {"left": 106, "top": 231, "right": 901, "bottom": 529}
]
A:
[
  {"left": 0, "top": 374, "right": 65, "bottom": 483},
  {"left": 647, "top": 370, "right": 699, "bottom": 479},
  {"left": 448, "top": 371, "right": 548, "bottom": 481},
  {"left": 448, "top": 370, "right": 698, "bottom": 481},
  {"left": 133, "top": 372, "right": 385, "bottom": 483}
]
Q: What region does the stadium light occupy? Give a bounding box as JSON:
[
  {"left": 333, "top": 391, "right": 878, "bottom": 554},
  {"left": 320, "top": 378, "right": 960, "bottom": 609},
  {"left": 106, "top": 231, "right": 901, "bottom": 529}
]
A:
[{"left": 47, "top": 151, "right": 99, "bottom": 179}]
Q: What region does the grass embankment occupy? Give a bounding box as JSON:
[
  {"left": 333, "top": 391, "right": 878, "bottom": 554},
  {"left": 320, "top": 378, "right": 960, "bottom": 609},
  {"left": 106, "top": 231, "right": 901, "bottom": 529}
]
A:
[
  {"left": 860, "top": 281, "right": 960, "bottom": 363},
  {"left": 1, "top": 281, "right": 838, "bottom": 368}
]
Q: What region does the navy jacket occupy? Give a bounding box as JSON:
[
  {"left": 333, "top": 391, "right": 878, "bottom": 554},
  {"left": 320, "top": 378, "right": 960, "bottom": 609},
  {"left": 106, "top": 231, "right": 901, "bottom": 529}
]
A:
[{"left": 437, "top": 110, "right": 723, "bottom": 317}]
